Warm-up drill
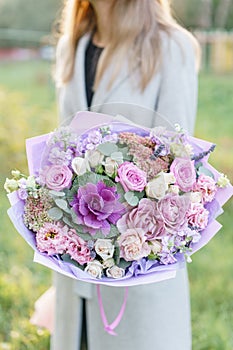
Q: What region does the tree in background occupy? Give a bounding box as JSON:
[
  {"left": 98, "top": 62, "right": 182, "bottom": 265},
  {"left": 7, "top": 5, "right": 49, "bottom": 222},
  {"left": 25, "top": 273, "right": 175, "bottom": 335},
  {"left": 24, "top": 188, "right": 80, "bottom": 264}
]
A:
[{"left": 172, "top": 0, "right": 233, "bottom": 30}]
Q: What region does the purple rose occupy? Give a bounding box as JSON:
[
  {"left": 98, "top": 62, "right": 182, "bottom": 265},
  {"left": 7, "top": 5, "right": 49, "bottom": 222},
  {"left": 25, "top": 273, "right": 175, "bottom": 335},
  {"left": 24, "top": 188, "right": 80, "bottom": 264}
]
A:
[
  {"left": 115, "top": 162, "right": 147, "bottom": 192},
  {"left": 71, "top": 181, "right": 125, "bottom": 236},
  {"left": 40, "top": 165, "right": 73, "bottom": 191},
  {"left": 170, "top": 158, "right": 196, "bottom": 192},
  {"left": 117, "top": 198, "right": 164, "bottom": 240},
  {"left": 158, "top": 193, "right": 190, "bottom": 233}
]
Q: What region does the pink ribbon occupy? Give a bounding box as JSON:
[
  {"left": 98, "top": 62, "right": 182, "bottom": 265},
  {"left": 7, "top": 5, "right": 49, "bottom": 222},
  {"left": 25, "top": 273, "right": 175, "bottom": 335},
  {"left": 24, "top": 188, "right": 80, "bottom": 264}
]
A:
[{"left": 96, "top": 284, "right": 129, "bottom": 336}]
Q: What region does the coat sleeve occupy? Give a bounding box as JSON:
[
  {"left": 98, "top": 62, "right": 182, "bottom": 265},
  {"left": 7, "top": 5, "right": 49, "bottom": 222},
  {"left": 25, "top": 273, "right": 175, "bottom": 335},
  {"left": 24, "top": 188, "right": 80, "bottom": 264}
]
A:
[{"left": 156, "top": 31, "right": 198, "bottom": 135}]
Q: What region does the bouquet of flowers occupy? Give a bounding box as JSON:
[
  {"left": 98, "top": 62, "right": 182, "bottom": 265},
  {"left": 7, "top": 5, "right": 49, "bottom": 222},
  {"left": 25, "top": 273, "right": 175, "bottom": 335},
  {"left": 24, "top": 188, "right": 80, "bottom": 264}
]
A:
[{"left": 5, "top": 111, "right": 233, "bottom": 287}]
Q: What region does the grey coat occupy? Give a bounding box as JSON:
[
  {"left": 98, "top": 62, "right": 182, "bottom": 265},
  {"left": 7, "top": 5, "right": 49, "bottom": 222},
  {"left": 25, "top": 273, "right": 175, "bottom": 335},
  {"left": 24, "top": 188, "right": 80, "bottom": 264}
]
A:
[{"left": 51, "top": 29, "right": 198, "bottom": 350}]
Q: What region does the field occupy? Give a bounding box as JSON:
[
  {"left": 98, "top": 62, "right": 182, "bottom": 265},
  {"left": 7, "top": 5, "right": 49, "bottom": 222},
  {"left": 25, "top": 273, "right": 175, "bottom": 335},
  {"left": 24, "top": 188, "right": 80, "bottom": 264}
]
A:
[{"left": 0, "top": 60, "right": 232, "bottom": 349}]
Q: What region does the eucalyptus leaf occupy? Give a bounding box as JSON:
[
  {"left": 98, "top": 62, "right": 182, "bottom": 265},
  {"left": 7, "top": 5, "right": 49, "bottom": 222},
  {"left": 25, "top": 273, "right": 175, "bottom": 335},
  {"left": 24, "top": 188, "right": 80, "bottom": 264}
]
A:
[
  {"left": 198, "top": 166, "right": 215, "bottom": 179},
  {"left": 55, "top": 198, "right": 70, "bottom": 213},
  {"left": 97, "top": 142, "right": 118, "bottom": 156},
  {"left": 110, "top": 151, "right": 123, "bottom": 163},
  {"left": 124, "top": 191, "right": 139, "bottom": 206},
  {"left": 62, "top": 215, "right": 73, "bottom": 227},
  {"left": 49, "top": 190, "right": 65, "bottom": 198},
  {"left": 48, "top": 207, "right": 63, "bottom": 220}
]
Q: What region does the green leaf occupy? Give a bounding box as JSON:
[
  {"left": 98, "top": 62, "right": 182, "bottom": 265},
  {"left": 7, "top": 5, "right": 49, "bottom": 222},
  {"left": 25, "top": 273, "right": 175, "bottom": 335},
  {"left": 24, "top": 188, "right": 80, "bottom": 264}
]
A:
[
  {"left": 118, "top": 258, "right": 132, "bottom": 270},
  {"left": 54, "top": 198, "right": 70, "bottom": 213},
  {"left": 124, "top": 191, "right": 139, "bottom": 206},
  {"left": 49, "top": 190, "right": 65, "bottom": 198},
  {"left": 48, "top": 207, "right": 63, "bottom": 220},
  {"left": 110, "top": 151, "right": 123, "bottom": 163},
  {"left": 198, "top": 166, "right": 215, "bottom": 179},
  {"left": 97, "top": 142, "right": 118, "bottom": 156}
]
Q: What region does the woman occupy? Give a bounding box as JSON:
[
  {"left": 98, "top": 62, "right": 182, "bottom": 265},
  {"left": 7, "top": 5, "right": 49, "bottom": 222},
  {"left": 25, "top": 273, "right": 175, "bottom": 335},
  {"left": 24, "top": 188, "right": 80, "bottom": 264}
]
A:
[{"left": 51, "top": 1, "right": 200, "bottom": 349}]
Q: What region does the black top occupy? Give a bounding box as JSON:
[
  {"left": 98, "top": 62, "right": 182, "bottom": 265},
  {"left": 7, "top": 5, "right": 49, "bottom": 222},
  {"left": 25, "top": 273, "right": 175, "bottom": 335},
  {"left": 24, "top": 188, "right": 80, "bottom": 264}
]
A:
[{"left": 85, "top": 39, "right": 104, "bottom": 107}]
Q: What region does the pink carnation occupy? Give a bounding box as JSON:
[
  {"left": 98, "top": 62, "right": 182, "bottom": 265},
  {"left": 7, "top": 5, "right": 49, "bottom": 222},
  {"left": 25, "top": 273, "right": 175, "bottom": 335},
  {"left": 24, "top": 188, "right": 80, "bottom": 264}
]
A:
[
  {"left": 36, "top": 222, "right": 67, "bottom": 255},
  {"left": 194, "top": 174, "right": 217, "bottom": 203},
  {"left": 118, "top": 228, "right": 150, "bottom": 262},
  {"left": 65, "top": 229, "right": 92, "bottom": 265},
  {"left": 187, "top": 202, "right": 209, "bottom": 229},
  {"left": 115, "top": 162, "right": 147, "bottom": 192}
]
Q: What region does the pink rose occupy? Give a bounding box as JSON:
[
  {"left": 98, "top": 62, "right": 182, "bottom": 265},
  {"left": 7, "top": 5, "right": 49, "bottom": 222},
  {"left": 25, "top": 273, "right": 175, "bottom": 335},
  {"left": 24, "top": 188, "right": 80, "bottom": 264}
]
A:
[
  {"left": 65, "top": 229, "right": 92, "bottom": 265},
  {"left": 158, "top": 193, "right": 189, "bottom": 232},
  {"left": 40, "top": 164, "right": 73, "bottom": 191},
  {"left": 170, "top": 158, "right": 196, "bottom": 192},
  {"left": 187, "top": 202, "right": 209, "bottom": 229},
  {"left": 194, "top": 174, "right": 217, "bottom": 203},
  {"left": 117, "top": 198, "right": 164, "bottom": 240},
  {"left": 115, "top": 162, "right": 147, "bottom": 192},
  {"left": 118, "top": 228, "right": 150, "bottom": 261}
]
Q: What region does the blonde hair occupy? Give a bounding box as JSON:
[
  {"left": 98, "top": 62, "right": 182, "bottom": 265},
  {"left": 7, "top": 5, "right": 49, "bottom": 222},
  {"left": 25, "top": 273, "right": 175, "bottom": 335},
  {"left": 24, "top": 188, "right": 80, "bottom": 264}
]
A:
[{"left": 55, "top": 0, "right": 200, "bottom": 90}]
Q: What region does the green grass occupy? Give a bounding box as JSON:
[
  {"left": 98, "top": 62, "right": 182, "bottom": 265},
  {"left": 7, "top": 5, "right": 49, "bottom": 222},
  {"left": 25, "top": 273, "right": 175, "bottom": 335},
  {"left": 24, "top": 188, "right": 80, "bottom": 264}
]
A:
[{"left": 0, "top": 61, "right": 232, "bottom": 349}]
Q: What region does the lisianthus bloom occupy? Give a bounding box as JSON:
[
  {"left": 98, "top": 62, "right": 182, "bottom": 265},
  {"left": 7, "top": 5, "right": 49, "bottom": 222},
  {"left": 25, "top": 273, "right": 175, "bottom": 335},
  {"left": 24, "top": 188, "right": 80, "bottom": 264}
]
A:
[
  {"left": 84, "top": 260, "right": 103, "bottom": 278},
  {"left": 94, "top": 239, "right": 114, "bottom": 261},
  {"left": 117, "top": 198, "right": 164, "bottom": 240},
  {"left": 115, "top": 162, "right": 147, "bottom": 192},
  {"left": 106, "top": 265, "right": 125, "bottom": 279},
  {"left": 71, "top": 181, "right": 125, "bottom": 236},
  {"left": 36, "top": 222, "right": 67, "bottom": 255},
  {"left": 65, "top": 229, "right": 92, "bottom": 265},
  {"left": 118, "top": 228, "right": 150, "bottom": 262},
  {"left": 170, "top": 157, "right": 196, "bottom": 192},
  {"left": 186, "top": 202, "right": 209, "bottom": 230},
  {"left": 194, "top": 174, "right": 217, "bottom": 203},
  {"left": 40, "top": 164, "right": 73, "bottom": 191}
]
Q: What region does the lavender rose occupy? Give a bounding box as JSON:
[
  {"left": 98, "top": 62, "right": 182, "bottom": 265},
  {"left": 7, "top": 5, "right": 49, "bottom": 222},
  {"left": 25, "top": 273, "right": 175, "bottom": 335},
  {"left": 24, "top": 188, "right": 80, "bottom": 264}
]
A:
[
  {"left": 65, "top": 228, "right": 92, "bottom": 265},
  {"left": 117, "top": 198, "right": 164, "bottom": 240},
  {"left": 71, "top": 181, "right": 125, "bottom": 236},
  {"left": 118, "top": 228, "right": 150, "bottom": 261},
  {"left": 40, "top": 165, "right": 73, "bottom": 191},
  {"left": 115, "top": 162, "right": 147, "bottom": 192},
  {"left": 170, "top": 157, "right": 196, "bottom": 192},
  {"left": 158, "top": 193, "right": 190, "bottom": 233}
]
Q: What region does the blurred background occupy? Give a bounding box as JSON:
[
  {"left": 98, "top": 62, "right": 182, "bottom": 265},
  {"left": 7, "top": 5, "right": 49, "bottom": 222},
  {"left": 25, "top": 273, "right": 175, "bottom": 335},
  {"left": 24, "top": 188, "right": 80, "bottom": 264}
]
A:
[{"left": 0, "top": 0, "right": 232, "bottom": 349}]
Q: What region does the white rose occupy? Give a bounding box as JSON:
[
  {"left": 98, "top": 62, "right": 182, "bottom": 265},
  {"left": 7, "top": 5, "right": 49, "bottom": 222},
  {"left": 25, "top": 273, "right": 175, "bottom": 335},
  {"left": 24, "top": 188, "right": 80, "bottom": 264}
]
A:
[
  {"left": 149, "top": 240, "right": 162, "bottom": 254},
  {"left": 190, "top": 191, "right": 202, "bottom": 203},
  {"left": 102, "top": 258, "right": 115, "bottom": 269},
  {"left": 4, "top": 178, "right": 19, "bottom": 193},
  {"left": 84, "top": 260, "right": 103, "bottom": 279},
  {"left": 104, "top": 157, "right": 118, "bottom": 177},
  {"left": 72, "top": 157, "right": 90, "bottom": 176},
  {"left": 168, "top": 184, "right": 180, "bottom": 195},
  {"left": 85, "top": 150, "right": 104, "bottom": 168},
  {"left": 146, "top": 173, "right": 168, "bottom": 200},
  {"left": 95, "top": 239, "right": 114, "bottom": 261},
  {"left": 106, "top": 265, "right": 125, "bottom": 279},
  {"left": 164, "top": 172, "right": 176, "bottom": 184}
]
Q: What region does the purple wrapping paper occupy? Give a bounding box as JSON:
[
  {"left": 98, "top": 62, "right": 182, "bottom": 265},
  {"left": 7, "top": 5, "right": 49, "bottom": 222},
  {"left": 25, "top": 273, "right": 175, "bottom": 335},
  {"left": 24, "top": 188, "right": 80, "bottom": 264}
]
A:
[{"left": 7, "top": 111, "right": 233, "bottom": 287}]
